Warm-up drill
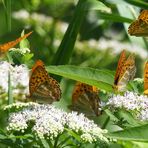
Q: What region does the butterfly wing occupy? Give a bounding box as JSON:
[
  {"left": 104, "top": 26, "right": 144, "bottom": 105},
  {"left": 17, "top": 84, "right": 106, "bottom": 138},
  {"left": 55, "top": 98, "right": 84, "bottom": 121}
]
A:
[
  {"left": 144, "top": 62, "right": 148, "bottom": 95},
  {"left": 69, "top": 82, "right": 100, "bottom": 116},
  {"left": 115, "top": 54, "right": 136, "bottom": 91},
  {"left": 138, "top": 10, "right": 148, "bottom": 24},
  {"left": 29, "top": 60, "right": 61, "bottom": 103},
  {"left": 0, "top": 31, "right": 32, "bottom": 55},
  {"left": 128, "top": 20, "right": 148, "bottom": 36},
  {"left": 128, "top": 10, "right": 148, "bottom": 36},
  {"left": 114, "top": 50, "right": 126, "bottom": 89}
]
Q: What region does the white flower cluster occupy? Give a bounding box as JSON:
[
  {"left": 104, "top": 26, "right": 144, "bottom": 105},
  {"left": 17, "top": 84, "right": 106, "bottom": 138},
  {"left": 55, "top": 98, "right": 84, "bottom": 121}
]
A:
[
  {"left": 5, "top": 102, "right": 108, "bottom": 143},
  {"left": 87, "top": 38, "right": 147, "bottom": 59},
  {"left": 0, "top": 61, "right": 29, "bottom": 96},
  {"left": 107, "top": 91, "right": 148, "bottom": 121}
]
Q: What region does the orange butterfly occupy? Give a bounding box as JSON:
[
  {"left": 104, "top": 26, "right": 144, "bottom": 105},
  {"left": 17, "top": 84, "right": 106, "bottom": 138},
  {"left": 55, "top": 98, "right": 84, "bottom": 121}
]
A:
[
  {"left": 69, "top": 82, "right": 101, "bottom": 116},
  {"left": 144, "top": 62, "right": 148, "bottom": 95},
  {"left": 128, "top": 10, "right": 148, "bottom": 36},
  {"left": 0, "top": 31, "right": 32, "bottom": 56},
  {"left": 29, "top": 60, "right": 61, "bottom": 103},
  {"left": 113, "top": 50, "right": 136, "bottom": 92}
]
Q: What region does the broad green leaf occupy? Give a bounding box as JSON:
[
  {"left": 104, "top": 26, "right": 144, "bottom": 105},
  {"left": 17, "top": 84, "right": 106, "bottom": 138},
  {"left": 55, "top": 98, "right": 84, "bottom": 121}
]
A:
[
  {"left": 106, "top": 124, "right": 148, "bottom": 142},
  {"left": 46, "top": 65, "right": 114, "bottom": 91}
]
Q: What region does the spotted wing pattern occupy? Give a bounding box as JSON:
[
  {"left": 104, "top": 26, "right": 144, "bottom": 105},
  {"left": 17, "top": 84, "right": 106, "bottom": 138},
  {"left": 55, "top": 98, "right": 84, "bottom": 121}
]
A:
[
  {"left": 29, "top": 60, "right": 61, "bottom": 103},
  {"left": 128, "top": 10, "right": 148, "bottom": 36},
  {"left": 69, "top": 82, "right": 101, "bottom": 116},
  {"left": 114, "top": 50, "right": 136, "bottom": 92},
  {"left": 144, "top": 62, "right": 148, "bottom": 95}
]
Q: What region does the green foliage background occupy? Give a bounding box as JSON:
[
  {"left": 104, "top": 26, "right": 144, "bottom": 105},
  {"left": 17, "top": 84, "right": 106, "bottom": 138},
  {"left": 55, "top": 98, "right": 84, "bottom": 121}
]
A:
[{"left": 0, "top": 0, "right": 148, "bottom": 147}]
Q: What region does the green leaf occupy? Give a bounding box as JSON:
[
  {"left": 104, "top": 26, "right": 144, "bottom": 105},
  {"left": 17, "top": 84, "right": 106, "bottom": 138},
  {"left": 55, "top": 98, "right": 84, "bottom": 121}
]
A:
[
  {"left": 46, "top": 65, "right": 114, "bottom": 91},
  {"left": 20, "top": 30, "right": 30, "bottom": 48},
  {"left": 65, "top": 128, "right": 81, "bottom": 142},
  {"left": 52, "top": 0, "right": 86, "bottom": 66},
  {"left": 106, "top": 124, "right": 148, "bottom": 142},
  {"left": 98, "top": 12, "right": 133, "bottom": 23},
  {"left": 40, "top": 138, "right": 50, "bottom": 148}
]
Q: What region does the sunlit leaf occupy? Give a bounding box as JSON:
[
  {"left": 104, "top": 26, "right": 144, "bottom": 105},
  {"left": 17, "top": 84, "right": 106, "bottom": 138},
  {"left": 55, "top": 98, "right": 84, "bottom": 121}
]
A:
[{"left": 46, "top": 65, "right": 114, "bottom": 91}]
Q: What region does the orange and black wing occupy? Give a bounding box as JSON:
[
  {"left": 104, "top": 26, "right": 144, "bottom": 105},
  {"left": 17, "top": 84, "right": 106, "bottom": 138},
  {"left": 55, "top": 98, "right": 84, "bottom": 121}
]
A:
[
  {"left": 69, "top": 82, "right": 100, "bottom": 116},
  {"left": 29, "top": 60, "right": 61, "bottom": 103},
  {"left": 144, "top": 62, "right": 148, "bottom": 95},
  {"left": 0, "top": 31, "right": 32, "bottom": 55}
]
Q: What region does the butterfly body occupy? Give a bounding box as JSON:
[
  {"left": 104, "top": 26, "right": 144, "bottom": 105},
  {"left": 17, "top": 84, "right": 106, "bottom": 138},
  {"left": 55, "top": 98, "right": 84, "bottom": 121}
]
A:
[
  {"left": 128, "top": 10, "right": 148, "bottom": 36},
  {"left": 69, "top": 82, "right": 101, "bottom": 117},
  {"left": 29, "top": 60, "right": 61, "bottom": 103},
  {"left": 0, "top": 31, "right": 32, "bottom": 56},
  {"left": 144, "top": 62, "right": 148, "bottom": 95},
  {"left": 114, "top": 50, "right": 136, "bottom": 92}
]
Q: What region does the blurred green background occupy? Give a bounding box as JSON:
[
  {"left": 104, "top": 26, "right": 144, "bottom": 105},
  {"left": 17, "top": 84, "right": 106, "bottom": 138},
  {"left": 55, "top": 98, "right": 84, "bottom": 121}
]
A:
[{"left": 0, "top": 0, "right": 148, "bottom": 147}]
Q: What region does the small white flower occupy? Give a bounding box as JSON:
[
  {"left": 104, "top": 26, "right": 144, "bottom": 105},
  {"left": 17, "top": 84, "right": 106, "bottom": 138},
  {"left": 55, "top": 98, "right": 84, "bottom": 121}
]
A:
[
  {"left": 107, "top": 91, "right": 148, "bottom": 121},
  {"left": 0, "top": 61, "right": 29, "bottom": 97},
  {"left": 5, "top": 103, "right": 109, "bottom": 143}
]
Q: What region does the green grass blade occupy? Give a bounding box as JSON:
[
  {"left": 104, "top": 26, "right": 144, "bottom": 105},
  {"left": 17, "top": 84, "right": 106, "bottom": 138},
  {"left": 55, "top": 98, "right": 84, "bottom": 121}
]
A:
[
  {"left": 98, "top": 12, "right": 133, "bottom": 23},
  {"left": 123, "top": 0, "right": 148, "bottom": 9},
  {"left": 3, "top": 0, "right": 12, "bottom": 32},
  {"left": 52, "top": 0, "right": 85, "bottom": 66}
]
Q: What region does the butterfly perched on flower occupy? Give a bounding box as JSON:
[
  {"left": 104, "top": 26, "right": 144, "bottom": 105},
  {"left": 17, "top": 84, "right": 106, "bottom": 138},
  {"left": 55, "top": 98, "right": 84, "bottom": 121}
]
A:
[
  {"left": 144, "top": 61, "right": 148, "bottom": 95},
  {"left": 128, "top": 10, "right": 148, "bottom": 36},
  {"left": 68, "top": 82, "right": 101, "bottom": 117},
  {"left": 0, "top": 31, "right": 32, "bottom": 56},
  {"left": 29, "top": 60, "right": 61, "bottom": 103},
  {"left": 113, "top": 50, "right": 136, "bottom": 92}
]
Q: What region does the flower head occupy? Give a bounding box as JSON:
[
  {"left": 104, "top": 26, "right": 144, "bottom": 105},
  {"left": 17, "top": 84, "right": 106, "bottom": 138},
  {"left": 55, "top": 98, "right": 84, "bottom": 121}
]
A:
[
  {"left": 107, "top": 91, "right": 148, "bottom": 121},
  {"left": 0, "top": 61, "right": 29, "bottom": 97},
  {"left": 5, "top": 102, "right": 108, "bottom": 143}
]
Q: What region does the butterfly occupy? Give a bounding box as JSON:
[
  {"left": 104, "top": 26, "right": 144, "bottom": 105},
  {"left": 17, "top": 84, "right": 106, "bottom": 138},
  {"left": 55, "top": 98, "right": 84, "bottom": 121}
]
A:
[
  {"left": 144, "top": 61, "right": 148, "bottom": 95},
  {"left": 113, "top": 50, "right": 136, "bottom": 92},
  {"left": 68, "top": 82, "right": 101, "bottom": 117},
  {"left": 29, "top": 60, "right": 61, "bottom": 103},
  {"left": 128, "top": 10, "right": 148, "bottom": 36},
  {"left": 0, "top": 31, "right": 32, "bottom": 56}
]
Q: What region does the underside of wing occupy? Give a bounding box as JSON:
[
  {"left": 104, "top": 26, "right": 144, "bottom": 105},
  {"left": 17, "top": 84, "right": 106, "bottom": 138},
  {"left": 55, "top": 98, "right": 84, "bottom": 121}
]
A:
[
  {"left": 116, "top": 54, "right": 136, "bottom": 91},
  {"left": 29, "top": 65, "right": 48, "bottom": 96},
  {"left": 29, "top": 60, "right": 61, "bottom": 103},
  {"left": 128, "top": 20, "right": 148, "bottom": 36},
  {"left": 114, "top": 50, "right": 126, "bottom": 86},
  {"left": 144, "top": 62, "right": 148, "bottom": 95},
  {"left": 31, "top": 79, "right": 61, "bottom": 103},
  {"left": 70, "top": 82, "right": 100, "bottom": 116}
]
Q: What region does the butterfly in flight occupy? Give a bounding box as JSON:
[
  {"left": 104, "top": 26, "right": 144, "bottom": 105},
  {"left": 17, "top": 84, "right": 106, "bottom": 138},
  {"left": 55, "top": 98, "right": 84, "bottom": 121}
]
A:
[
  {"left": 0, "top": 31, "right": 32, "bottom": 56},
  {"left": 68, "top": 82, "right": 101, "bottom": 117},
  {"left": 144, "top": 61, "right": 148, "bottom": 95},
  {"left": 29, "top": 60, "right": 61, "bottom": 104},
  {"left": 113, "top": 50, "right": 136, "bottom": 92},
  {"left": 128, "top": 10, "right": 148, "bottom": 36}
]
